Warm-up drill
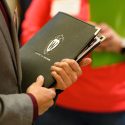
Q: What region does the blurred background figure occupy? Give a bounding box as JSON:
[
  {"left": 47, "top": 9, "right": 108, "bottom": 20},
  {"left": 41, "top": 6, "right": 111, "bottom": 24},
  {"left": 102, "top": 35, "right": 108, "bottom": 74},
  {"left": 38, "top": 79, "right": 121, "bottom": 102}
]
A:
[
  {"left": 20, "top": 0, "right": 125, "bottom": 125},
  {"left": 90, "top": 0, "right": 125, "bottom": 67},
  {"left": 19, "top": 0, "right": 32, "bottom": 41},
  {"left": 21, "top": 0, "right": 90, "bottom": 45}
]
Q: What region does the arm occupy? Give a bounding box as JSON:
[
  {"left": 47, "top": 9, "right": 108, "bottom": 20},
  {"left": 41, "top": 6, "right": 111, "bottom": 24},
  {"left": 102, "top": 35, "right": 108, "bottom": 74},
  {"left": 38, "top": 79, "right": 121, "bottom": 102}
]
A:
[
  {"left": 0, "top": 58, "right": 91, "bottom": 125},
  {"left": 0, "top": 13, "right": 91, "bottom": 124},
  {"left": 0, "top": 19, "right": 34, "bottom": 125},
  {"left": 0, "top": 94, "right": 33, "bottom": 125}
]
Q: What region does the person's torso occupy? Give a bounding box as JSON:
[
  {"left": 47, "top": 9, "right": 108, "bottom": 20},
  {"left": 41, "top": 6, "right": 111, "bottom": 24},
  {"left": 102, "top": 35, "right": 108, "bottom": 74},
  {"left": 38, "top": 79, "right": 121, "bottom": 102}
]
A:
[
  {"left": 57, "top": 62, "right": 125, "bottom": 112},
  {"left": 56, "top": 0, "right": 125, "bottom": 112},
  {"left": 0, "top": 0, "right": 21, "bottom": 94}
]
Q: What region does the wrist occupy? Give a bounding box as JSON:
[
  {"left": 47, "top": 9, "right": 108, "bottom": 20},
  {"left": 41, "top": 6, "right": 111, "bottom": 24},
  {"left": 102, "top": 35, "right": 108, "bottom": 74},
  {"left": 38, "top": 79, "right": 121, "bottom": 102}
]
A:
[{"left": 27, "top": 93, "right": 38, "bottom": 121}]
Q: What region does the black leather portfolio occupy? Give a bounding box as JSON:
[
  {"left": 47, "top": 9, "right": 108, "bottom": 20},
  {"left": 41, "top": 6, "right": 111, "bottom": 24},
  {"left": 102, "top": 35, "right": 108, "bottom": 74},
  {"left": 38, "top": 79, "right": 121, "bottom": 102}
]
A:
[{"left": 21, "top": 12, "right": 104, "bottom": 91}]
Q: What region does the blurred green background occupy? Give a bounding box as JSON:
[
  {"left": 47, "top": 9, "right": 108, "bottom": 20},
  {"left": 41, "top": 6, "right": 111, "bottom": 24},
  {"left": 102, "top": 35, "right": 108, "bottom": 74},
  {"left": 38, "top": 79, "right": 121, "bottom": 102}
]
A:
[{"left": 89, "top": 0, "right": 125, "bottom": 67}]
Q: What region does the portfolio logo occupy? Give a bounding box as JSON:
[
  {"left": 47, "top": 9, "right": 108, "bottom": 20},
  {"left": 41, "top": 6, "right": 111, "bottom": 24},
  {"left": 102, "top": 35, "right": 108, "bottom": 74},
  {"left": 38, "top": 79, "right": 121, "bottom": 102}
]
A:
[{"left": 44, "top": 35, "right": 64, "bottom": 54}]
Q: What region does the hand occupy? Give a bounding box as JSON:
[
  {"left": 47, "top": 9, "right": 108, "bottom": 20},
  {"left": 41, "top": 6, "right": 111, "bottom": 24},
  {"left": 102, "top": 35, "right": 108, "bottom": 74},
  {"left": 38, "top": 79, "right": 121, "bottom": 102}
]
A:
[
  {"left": 26, "top": 75, "right": 56, "bottom": 115},
  {"left": 51, "top": 58, "right": 91, "bottom": 90},
  {"left": 95, "top": 23, "right": 122, "bottom": 53}
]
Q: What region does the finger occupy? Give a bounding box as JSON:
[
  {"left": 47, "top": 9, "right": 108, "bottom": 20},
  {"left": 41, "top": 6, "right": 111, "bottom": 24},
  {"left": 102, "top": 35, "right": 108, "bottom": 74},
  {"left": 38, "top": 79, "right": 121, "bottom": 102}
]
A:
[
  {"left": 79, "top": 58, "right": 92, "bottom": 67},
  {"left": 48, "top": 100, "right": 55, "bottom": 107},
  {"left": 54, "top": 61, "right": 80, "bottom": 80},
  {"left": 51, "top": 71, "right": 71, "bottom": 90},
  {"left": 61, "top": 59, "right": 82, "bottom": 76},
  {"left": 99, "top": 41, "right": 109, "bottom": 48},
  {"left": 39, "top": 100, "right": 54, "bottom": 115},
  {"left": 36, "top": 75, "right": 44, "bottom": 86},
  {"left": 94, "top": 47, "right": 104, "bottom": 52},
  {"left": 51, "top": 66, "right": 72, "bottom": 84},
  {"left": 48, "top": 88, "right": 56, "bottom": 99},
  {"left": 94, "top": 44, "right": 105, "bottom": 51},
  {"left": 103, "top": 31, "right": 112, "bottom": 39},
  {"left": 99, "top": 23, "right": 110, "bottom": 30}
]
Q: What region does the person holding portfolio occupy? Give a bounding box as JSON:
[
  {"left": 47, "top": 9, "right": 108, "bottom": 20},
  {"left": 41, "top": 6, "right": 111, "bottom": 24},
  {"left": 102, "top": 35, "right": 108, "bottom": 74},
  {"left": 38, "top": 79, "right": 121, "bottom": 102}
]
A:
[
  {"left": 0, "top": 1, "right": 91, "bottom": 125},
  {"left": 21, "top": 0, "right": 125, "bottom": 125}
]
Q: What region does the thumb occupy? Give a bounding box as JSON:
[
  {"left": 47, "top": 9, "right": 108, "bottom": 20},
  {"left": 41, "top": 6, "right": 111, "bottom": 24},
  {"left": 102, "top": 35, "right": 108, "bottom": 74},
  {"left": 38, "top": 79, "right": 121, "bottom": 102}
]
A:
[
  {"left": 49, "top": 88, "right": 56, "bottom": 98},
  {"left": 35, "top": 75, "right": 44, "bottom": 87},
  {"left": 79, "top": 58, "right": 92, "bottom": 67}
]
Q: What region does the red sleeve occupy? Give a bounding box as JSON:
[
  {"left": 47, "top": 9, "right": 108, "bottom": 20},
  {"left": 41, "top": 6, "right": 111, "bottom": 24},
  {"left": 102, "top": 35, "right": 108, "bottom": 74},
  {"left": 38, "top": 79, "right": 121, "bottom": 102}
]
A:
[
  {"left": 21, "top": 0, "right": 52, "bottom": 45},
  {"left": 76, "top": 0, "right": 90, "bottom": 22}
]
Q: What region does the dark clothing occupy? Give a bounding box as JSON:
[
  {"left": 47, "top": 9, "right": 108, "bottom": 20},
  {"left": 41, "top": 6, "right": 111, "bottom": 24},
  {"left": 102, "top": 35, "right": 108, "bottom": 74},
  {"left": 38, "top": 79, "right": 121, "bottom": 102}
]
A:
[
  {"left": 19, "top": 0, "right": 32, "bottom": 20},
  {"left": 35, "top": 106, "right": 125, "bottom": 125},
  {"left": 0, "top": 0, "right": 38, "bottom": 121},
  {"left": 0, "top": 1, "right": 34, "bottom": 124},
  {"left": 0, "top": 1, "right": 9, "bottom": 27},
  {"left": 18, "top": 0, "right": 32, "bottom": 41}
]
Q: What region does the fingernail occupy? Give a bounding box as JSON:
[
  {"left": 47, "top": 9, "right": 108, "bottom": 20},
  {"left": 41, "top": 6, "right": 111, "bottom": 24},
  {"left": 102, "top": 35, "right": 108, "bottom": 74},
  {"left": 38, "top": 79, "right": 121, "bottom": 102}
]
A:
[
  {"left": 51, "top": 66, "right": 55, "bottom": 70},
  {"left": 54, "top": 62, "right": 59, "bottom": 65},
  {"left": 37, "top": 75, "right": 44, "bottom": 80}
]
